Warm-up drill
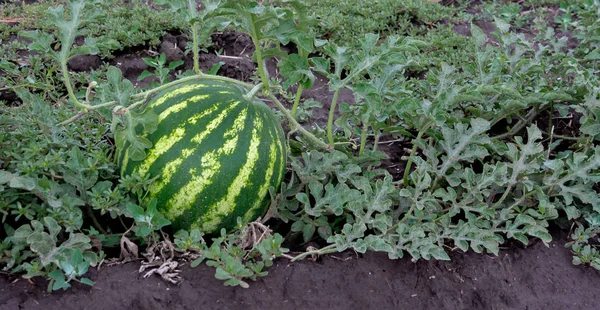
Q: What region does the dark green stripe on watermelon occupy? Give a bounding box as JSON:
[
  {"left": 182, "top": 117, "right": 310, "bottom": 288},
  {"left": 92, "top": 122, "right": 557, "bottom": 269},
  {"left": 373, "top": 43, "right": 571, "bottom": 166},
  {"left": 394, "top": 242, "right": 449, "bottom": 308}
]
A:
[{"left": 118, "top": 80, "right": 287, "bottom": 234}]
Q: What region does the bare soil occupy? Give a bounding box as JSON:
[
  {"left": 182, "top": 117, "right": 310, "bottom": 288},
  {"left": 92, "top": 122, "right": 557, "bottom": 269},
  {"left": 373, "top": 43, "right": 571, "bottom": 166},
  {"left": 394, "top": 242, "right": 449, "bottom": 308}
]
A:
[{"left": 1, "top": 228, "right": 599, "bottom": 310}]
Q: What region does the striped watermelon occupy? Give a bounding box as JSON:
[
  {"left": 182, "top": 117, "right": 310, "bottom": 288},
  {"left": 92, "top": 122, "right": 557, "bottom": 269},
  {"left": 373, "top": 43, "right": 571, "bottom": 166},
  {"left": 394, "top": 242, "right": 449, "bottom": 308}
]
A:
[{"left": 118, "top": 80, "right": 287, "bottom": 234}]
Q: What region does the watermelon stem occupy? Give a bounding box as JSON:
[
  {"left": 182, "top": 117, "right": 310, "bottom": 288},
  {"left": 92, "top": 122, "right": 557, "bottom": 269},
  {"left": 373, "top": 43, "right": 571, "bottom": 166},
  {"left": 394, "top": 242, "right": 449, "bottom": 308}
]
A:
[
  {"left": 244, "top": 83, "right": 264, "bottom": 101},
  {"left": 130, "top": 74, "right": 254, "bottom": 100},
  {"left": 358, "top": 121, "right": 369, "bottom": 156},
  {"left": 290, "top": 45, "right": 309, "bottom": 118},
  {"left": 248, "top": 15, "right": 271, "bottom": 88},
  {"left": 60, "top": 59, "right": 86, "bottom": 111},
  {"left": 85, "top": 205, "right": 107, "bottom": 235},
  {"left": 191, "top": 22, "right": 201, "bottom": 75},
  {"left": 246, "top": 16, "right": 331, "bottom": 152},
  {"left": 290, "top": 244, "right": 337, "bottom": 262},
  {"left": 402, "top": 122, "right": 431, "bottom": 187},
  {"left": 290, "top": 84, "right": 304, "bottom": 118},
  {"left": 59, "top": 74, "right": 254, "bottom": 126},
  {"left": 266, "top": 92, "right": 333, "bottom": 152},
  {"left": 326, "top": 89, "right": 341, "bottom": 147}
]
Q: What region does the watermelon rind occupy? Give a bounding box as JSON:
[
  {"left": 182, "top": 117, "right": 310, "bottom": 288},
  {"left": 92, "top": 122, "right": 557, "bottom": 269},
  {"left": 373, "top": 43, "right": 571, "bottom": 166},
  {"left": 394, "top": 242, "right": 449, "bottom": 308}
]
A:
[{"left": 118, "top": 80, "right": 287, "bottom": 234}]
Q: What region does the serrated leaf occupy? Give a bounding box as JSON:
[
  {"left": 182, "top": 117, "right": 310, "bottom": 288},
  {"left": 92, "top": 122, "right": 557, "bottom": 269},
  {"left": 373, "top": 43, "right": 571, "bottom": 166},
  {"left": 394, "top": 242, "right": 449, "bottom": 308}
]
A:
[
  {"left": 470, "top": 24, "right": 487, "bottom": 47},
  {"left": 60, "top": 233, "right": 91, "bottom": 251},
  {"left": 133, "top": 106, "right": 159, "bottom": 135},
  {"left": 456, "top": 239, "right": 469, "bottom": 252},
  {"left": 19, "top": 30, "right": 57, "bottom": 59},
  {"left": 302, "top": 222, "right": 315, "bottom": 242},
  {"left": 435, "top": 118, "right": 491, "bottom": 177},
  {"left": 52, "top": 277, "right": 71, "bottom": 291},
  {"left": 145, "top": 198, "right": 158, "bottom": 218},
  {"left": 68, "top": 37, "right": 100, "bottom": 59},
  {"left": 63, "top": 147, "right": 98, "bottom": 190},
  {"left": 267, "top": 19, "right": 313, "bottom": 53},
  {"left": 106, "top": 66, "right": 134, "bottom": 107},
  {"left": 116, "top": 122, "right": 153, "bottom": 162},
  {"left": 48, "top": 1, "right": 96, "bottom": 61},
  {"left": 364, "top": 235, "right": 393, "bottom": 252},
  {"left": 13, "top": 87, "right": 52, "bottom": 120},
  {"left": 427, "top": 245, "right": 450, "bottom": 261},
  {"left": 278, "top": 54, "right": 315, "bottom": 89}
]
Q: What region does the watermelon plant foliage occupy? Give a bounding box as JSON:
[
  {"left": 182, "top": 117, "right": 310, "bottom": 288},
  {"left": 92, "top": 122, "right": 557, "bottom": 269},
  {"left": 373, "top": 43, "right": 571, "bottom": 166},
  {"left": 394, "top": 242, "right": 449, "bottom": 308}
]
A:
[{"left": 1, "top": 0, "right": 600, "bottom": 290}]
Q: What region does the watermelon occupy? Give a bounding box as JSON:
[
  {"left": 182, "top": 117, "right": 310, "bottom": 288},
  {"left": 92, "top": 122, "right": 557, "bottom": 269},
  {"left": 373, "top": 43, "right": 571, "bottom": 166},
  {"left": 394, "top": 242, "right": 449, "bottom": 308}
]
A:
[{"left": 118, "top": 80, "right": 287, "bottom": 234}]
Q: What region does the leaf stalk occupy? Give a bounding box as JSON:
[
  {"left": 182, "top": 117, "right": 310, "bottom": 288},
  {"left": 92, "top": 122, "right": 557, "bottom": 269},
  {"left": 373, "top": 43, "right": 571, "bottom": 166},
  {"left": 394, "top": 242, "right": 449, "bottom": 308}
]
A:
[
  {"left": 327, "top": 89, "right": 341, "bottom": 147},
  {"left": 290, "top": 84, "right": 304, "bottom": 118},
  {"left": 402, "top": 123, "right": 431, "bottom": 187},
  {"left": 192, "top": 22, "right": 201, "bottom": 75}
]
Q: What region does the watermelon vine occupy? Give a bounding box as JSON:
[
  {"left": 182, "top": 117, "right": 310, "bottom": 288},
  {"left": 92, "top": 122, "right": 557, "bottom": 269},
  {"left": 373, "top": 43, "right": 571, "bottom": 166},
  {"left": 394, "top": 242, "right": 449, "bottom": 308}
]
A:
[{"left": 1, "top": 0, "right": 600, "bottom": 290}]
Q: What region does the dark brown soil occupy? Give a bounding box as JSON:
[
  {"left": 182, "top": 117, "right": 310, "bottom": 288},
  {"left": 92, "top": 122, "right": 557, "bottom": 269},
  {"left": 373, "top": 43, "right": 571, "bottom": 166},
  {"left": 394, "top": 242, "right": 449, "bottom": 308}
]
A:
[{"left": 1, "top": 229, "right": 598, "bottom": 310}]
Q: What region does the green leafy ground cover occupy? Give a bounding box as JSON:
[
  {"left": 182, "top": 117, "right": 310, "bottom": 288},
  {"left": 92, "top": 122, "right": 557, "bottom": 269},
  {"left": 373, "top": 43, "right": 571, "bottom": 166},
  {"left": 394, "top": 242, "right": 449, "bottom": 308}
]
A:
[{"left": 1, "top": 0, "right": 599, "bottom": 290}]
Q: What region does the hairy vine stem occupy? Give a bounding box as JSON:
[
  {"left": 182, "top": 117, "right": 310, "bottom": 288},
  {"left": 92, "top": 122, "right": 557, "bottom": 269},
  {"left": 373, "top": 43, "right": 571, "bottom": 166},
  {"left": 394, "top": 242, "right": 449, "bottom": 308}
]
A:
[
  {"left": 246, "top": 13, "right": 331, "bottom": 152},
  {"left": 60, "top": 60, "right": 85, "bottom": 110},
  {"left": 58, "top": 74, "right": 254, "bottom": 126},
  {"left": 491, "top": 108, "right": 539, "bottom": 141},
  {"left": 59, "top": 2, "right": 331, "bottom": 156},
  {"left": 191, "top": 22, "right": 201, "bottom": 75},
  {"left": 290, "top": 48, "right": 307, "bottom": 118},
  {"left": 244, "top": 83, "right": 264, "bottom": 101},
  {"left": 402, "top": 123, "right": 431, "bottom": 187},
  {"left": 290, "top": 84, "right": 304, "bottom": 117},
  {"left": 85, "top": 205, "right": 107, "bottom": 235},
  {"left": 358, "top": 122, "right": 369, "bottom": 156},
  {"left": 327, "top": 89, "right": 341, "bottom": 147},
  {"left": 266, "top": 92, "right": 333, "bottom": 151},
  {"left": 290, "top": 244, "right": 337, "bottom": 262},
  {"left": 248, "top": 14, "right": 270, "bottom": 88}
]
